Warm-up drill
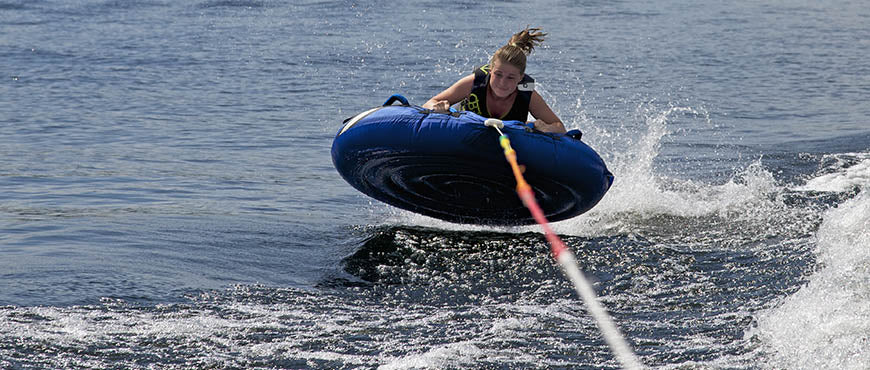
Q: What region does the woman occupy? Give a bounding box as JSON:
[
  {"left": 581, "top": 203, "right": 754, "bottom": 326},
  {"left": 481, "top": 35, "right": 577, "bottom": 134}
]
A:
[{"left": 422, "top": 27, "right": 566, "bottom": 134}]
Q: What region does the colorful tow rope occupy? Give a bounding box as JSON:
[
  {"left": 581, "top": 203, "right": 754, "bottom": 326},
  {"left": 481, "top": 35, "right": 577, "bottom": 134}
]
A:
[{"left": 488, "top": 119, "right": 644, "bottom": 369}]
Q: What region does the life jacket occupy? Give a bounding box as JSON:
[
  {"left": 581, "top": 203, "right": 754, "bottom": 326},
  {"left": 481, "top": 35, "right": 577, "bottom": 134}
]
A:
[{"left": 459, "top": 64, "right": 535, "bottom": 122}]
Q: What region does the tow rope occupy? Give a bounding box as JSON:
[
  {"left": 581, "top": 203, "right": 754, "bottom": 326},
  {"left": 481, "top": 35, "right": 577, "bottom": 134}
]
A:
[{"left": 485, "top": 119, "right": 644, "bottom": 369}]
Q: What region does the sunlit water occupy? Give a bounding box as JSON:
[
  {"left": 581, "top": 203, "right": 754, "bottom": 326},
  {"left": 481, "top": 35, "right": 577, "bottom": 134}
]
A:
[{"left": 1, "top": 0, "right": 868, "bottom": 368}]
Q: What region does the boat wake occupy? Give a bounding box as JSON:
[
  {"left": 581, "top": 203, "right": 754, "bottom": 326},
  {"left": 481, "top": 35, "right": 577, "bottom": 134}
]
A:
[{"left": 750, "top": 152, "right": 870, "bottom": 369}]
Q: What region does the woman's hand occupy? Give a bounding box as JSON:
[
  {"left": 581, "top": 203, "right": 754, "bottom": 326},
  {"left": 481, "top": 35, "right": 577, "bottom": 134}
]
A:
[
  {"left": 423, "top": 75, "right": 475, "bottom": 113},
  {"left": 532, "top": 119, "right": 567, "bottom": 134},
  {"left": 423, "top": 99, "right": 451, "bottom": 112},
  {"left": 528, "top": 92, "right": 566, "bottom": 133}
]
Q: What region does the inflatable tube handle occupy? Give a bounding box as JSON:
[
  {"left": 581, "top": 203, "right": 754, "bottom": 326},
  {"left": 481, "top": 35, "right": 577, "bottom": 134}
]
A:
[
  {"left": 383, "top": 94, "right": 410, "bottom": 106},
  {"left": 566, "top": 129, "right": 583, "bottom": 140}
]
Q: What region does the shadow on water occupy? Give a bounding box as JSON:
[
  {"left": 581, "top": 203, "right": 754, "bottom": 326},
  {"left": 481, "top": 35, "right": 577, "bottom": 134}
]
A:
[{"left": 335, "top": 225, "right": 563, "bottom": 305}]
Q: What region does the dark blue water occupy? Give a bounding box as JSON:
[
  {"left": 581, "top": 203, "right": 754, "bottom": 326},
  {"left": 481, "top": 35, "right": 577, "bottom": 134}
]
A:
[{"left": 2, "top": 1, "right": 868, "bottom": 368}]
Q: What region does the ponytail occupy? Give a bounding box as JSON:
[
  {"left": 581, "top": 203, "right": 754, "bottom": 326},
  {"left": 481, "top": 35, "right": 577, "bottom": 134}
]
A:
[{"left": 491, "top": 26, "right": 547, "bottom": 75}]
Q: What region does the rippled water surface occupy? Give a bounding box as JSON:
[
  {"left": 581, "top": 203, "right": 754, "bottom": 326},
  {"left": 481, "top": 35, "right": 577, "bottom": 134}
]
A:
[{"left": 1, "top": 0, "right": 868, "bottom": 368}]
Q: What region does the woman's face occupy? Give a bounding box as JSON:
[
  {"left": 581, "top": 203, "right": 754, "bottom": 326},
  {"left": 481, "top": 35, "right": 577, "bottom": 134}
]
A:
[{"left": 488, "top": 59, "right": 522, "bottom": 99}]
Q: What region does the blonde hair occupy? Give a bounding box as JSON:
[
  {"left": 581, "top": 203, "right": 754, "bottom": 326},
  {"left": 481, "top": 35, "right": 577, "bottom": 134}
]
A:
[{"left": 491, "top": 26, "right": 547, "bottom": 75}]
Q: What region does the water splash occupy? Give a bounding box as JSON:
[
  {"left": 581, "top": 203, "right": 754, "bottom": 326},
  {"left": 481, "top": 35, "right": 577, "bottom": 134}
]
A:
[
  {"left": 556, "top": 102, "right": 790, "bottom": 238},
  {"left": 589, "top": 104, "right": 713, "bottom": 218},
  {"left": 752, "top": 153, "right": 870, "bottom": 369}
]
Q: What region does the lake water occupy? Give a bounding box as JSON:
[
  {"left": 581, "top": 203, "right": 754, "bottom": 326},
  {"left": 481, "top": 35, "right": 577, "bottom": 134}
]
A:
[{"left": 1, "top": 0, "right": 868, "bottom": 368}]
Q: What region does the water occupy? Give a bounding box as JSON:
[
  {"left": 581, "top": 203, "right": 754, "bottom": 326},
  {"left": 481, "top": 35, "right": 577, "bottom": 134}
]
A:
[{"left": 1, "top": 0, "right": 868, "bottom": 368}]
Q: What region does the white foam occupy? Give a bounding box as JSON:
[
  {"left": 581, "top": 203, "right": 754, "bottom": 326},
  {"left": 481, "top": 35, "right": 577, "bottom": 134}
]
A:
[
  {"left": 378, "top": 342, "right": 485, "bottom": 370},
  {"left": 383, "top": 206, "right": 532, "bottom": 233},
  {"left": 376, "top": 300, "right": 594, "bottom": 369},
  {"left": 0, "top": 285, "right": 636, "bottom": 368},
  {"left": 796, "top": 152, "right": 870, "bottom": 193},
  {"left": 589, "top": 159, "right": 778, "bottom": 219},
  {"left": 752, "top": 189, "right": 870, "bottom": 369}
]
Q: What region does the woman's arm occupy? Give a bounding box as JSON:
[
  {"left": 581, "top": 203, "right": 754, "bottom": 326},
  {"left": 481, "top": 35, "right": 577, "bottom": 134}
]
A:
[
  {"left": 422, "top": 74, "right": 475, "bottom": 112},
  {"left": 528, "top": 91, "right": 566, "bottom": 133}
]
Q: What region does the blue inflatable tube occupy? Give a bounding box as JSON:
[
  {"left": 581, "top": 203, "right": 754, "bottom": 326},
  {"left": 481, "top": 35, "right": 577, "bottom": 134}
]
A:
[{"left": 331, "top": 96, "right": 614, "bottom": 226}]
